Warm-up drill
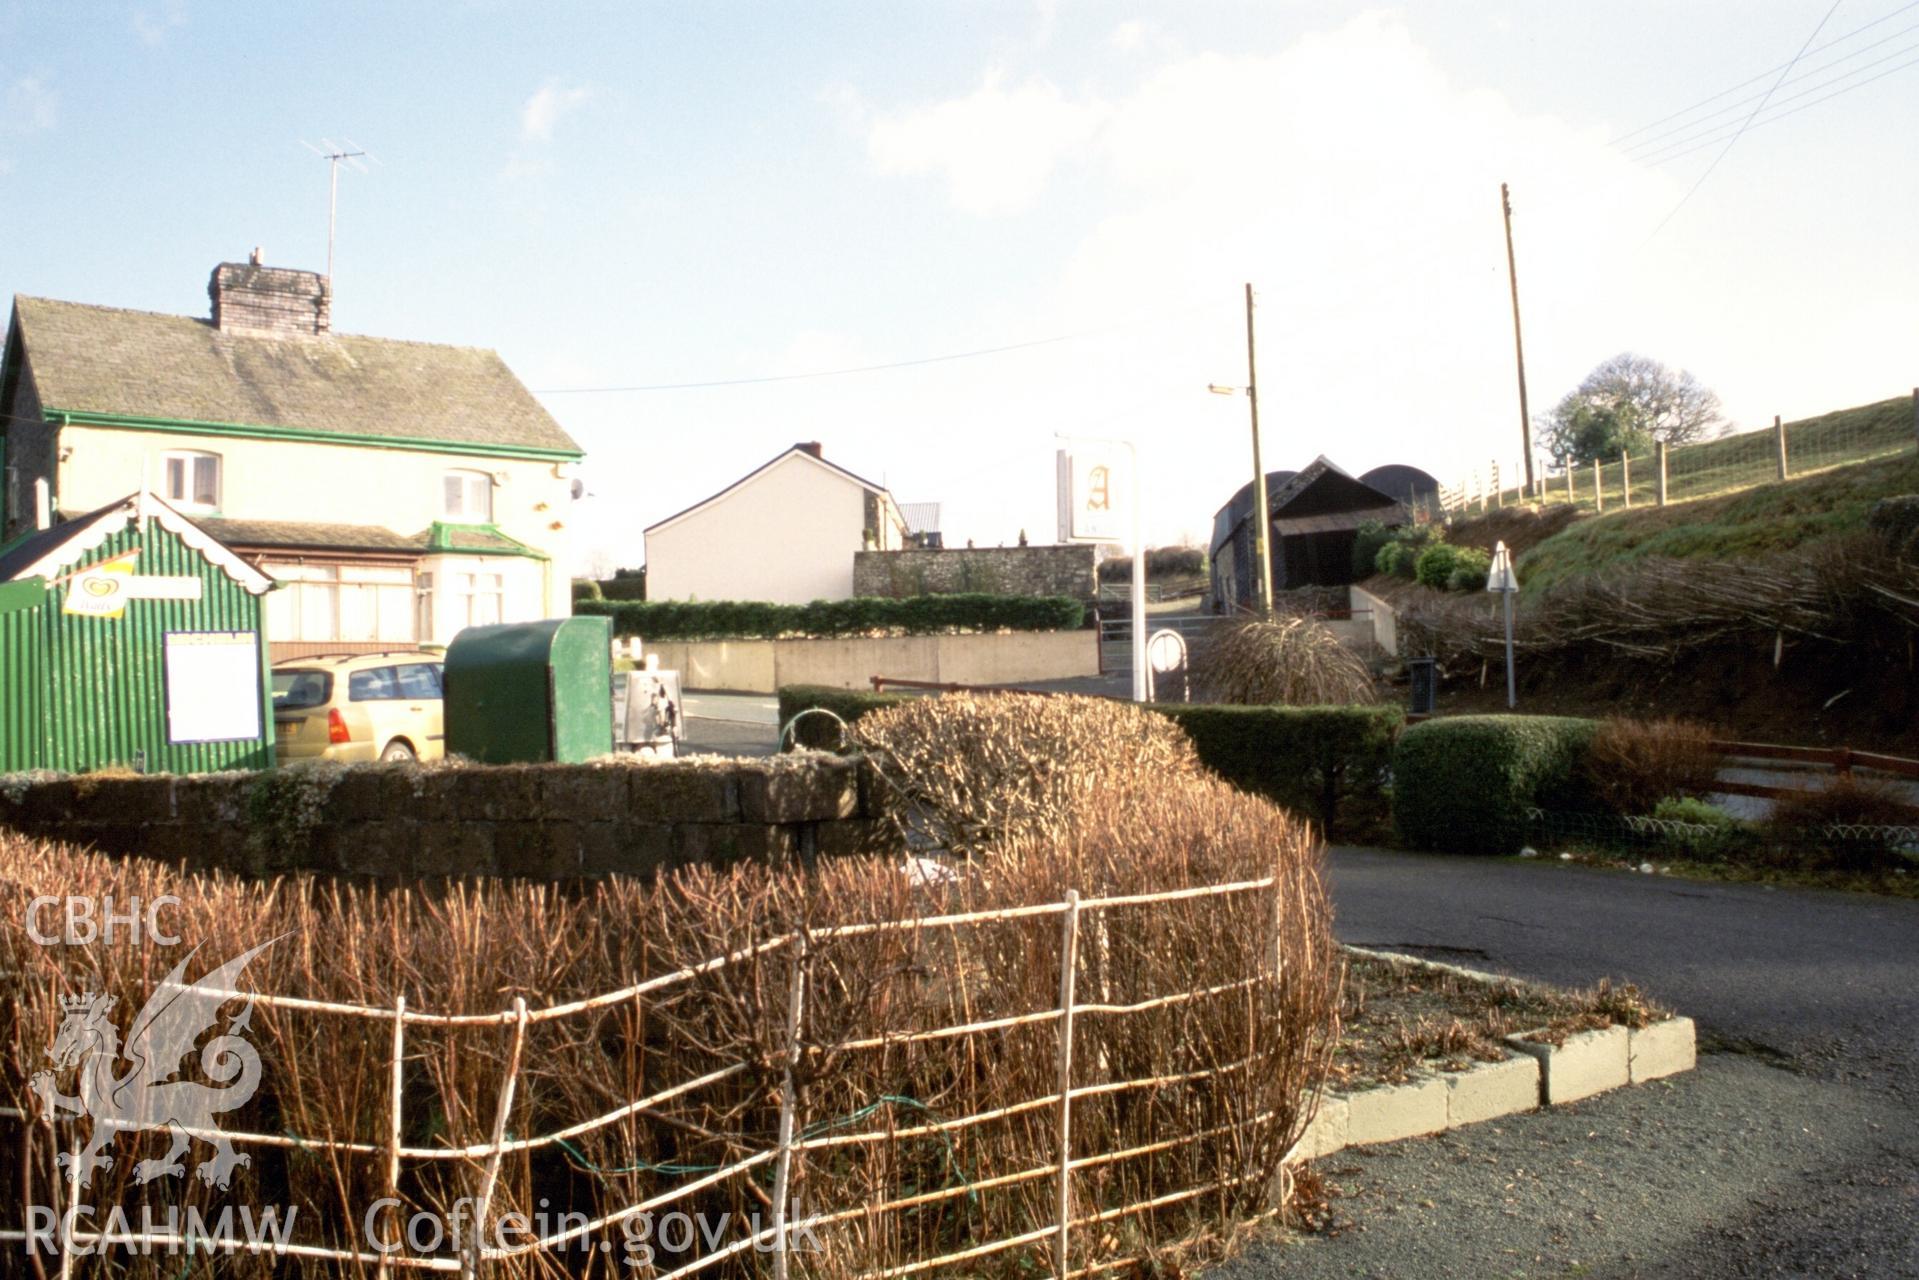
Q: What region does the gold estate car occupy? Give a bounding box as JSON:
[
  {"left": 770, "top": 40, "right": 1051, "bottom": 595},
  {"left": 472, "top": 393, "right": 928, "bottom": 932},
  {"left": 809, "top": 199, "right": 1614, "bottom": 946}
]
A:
[{"left": 270, "top": 652, "right": 446, "bottom": 764}]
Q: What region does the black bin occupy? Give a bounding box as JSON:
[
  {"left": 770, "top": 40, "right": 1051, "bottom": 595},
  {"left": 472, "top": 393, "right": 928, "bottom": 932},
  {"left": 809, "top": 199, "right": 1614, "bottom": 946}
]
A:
[{"left": 1407, "top": 657, "right": 1437, "bottom": 715}]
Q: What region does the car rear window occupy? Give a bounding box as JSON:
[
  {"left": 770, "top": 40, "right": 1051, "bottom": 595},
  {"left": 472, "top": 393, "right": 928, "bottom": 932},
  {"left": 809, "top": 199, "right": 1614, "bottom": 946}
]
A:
[
  {"left": 349, "top": 666, "right": 401, "bottom": 701},
  {"left": 272, "top": 669, "right": 332, "bottom": 711}
]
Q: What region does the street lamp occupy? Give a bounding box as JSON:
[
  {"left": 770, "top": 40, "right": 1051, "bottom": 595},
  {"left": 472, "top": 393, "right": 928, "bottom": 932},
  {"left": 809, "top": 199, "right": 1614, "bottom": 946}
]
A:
[
  {"left": 1487, "top": 540, "right": 1520, "bottom": 708},
  {"left": 1209, "top": 284, "right": 1273, "bottom": 615}
]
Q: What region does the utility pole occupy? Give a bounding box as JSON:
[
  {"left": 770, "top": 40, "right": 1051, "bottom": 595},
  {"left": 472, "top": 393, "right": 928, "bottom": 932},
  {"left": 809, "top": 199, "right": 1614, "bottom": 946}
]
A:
[
  {"left": 1501, "top": 183, "right": 1535, "bottom": 493},
  {"left": 1244, "top": 283, "right": 1274, "bottom": 615}
]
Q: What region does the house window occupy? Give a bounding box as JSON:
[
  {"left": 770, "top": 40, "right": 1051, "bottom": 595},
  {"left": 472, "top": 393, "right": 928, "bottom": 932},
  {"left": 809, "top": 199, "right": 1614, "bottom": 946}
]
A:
[
  {"left": 162, "top": 451, "right": 221, "bottom": 510},
  {"left": 264, "top": 563, "right": 417, "bottom": 643},
  {"left": 451, "top": 570, "right": 505, "bottom": 629},
  {"left": 442, "top": 470, "right": 493, "bottom": 522}
]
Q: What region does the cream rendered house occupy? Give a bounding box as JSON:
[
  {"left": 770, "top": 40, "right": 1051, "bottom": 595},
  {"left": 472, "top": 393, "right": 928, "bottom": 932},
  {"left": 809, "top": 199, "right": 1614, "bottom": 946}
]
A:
[
  {"left": 0, "top": 256, "right": 582, "bottom": 659},
  {"left": 645, "top": 443, "right": 906, "bottom": 604}
]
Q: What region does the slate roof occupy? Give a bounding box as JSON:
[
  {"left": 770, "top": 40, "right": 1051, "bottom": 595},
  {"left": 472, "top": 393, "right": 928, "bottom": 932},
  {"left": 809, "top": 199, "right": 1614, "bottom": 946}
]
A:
[
  {"left": 193, "top": 517, "right": 423, "bottom": 554},
  {"left": 193, "top": 516, "right": 543, "bottom": 558},
  {"left": 645, "top": 444, "right": 894, "bottom": 535},
  {"left": 9, "top": 295, "right": 582, "bottom": 455}
]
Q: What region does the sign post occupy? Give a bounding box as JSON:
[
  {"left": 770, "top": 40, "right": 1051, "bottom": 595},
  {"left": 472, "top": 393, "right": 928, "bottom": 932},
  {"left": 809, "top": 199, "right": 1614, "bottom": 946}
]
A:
[
  {"left": 1059, "top": 439, "right": 1147, "bottom": 702},
  {"left": 1486, "top": 540, "right": 1520, "bottom": 709}
]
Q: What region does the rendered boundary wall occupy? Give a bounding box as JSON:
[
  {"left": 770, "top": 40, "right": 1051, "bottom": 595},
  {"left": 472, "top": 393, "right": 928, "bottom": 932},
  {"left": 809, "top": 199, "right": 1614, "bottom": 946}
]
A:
[
  {"left": 0, "top": 756, "right": 889, "bottom": 881},
  {"left": 645, "top": 629, "right": 1099, "bottom": 692}
]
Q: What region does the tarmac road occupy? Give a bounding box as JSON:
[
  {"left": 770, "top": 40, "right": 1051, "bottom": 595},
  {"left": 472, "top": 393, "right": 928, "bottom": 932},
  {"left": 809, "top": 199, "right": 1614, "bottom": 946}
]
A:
[{"left": 1218, "top": 848, "right": 1919, "bottom": 1279}]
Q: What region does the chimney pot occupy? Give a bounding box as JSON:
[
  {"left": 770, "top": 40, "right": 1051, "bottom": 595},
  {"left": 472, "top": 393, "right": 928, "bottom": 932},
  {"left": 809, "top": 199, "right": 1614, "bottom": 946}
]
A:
[
  {"left": 250, "top": 246, "right": 264, "bottom": 265},
  {"left": 797, "top": 441, "right": 823, "bottom": 458}
]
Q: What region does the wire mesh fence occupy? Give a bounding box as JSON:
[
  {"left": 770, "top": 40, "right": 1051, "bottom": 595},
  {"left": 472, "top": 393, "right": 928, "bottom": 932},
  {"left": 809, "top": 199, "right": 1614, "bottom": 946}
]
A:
[
  {"left": 0, "top": 858, "right": 1330, "bottom": 1278},
  {"left": 1438, "top": 393, "right": 1918, "bottom": 517}
]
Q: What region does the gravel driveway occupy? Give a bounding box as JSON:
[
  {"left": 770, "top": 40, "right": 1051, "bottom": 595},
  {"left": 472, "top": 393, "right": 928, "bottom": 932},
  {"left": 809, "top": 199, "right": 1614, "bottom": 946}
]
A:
[{"left": 1217, "top": 848, "right": 1919, "bottom": 1279}]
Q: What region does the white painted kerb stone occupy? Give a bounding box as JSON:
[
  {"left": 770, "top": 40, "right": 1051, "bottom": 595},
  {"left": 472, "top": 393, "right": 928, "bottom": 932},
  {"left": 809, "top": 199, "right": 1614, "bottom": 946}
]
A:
[
  {"left": 1444, "top": 1054, "right": 1540, "bottom": 1125},
  {"left": 1343, "top": 1074, "right": 1448, "bottom": 1146},
  {"left": 1629, "top": 1016, "right": 1697, "bottom": 1082},
  {"left": 1294, "top": 1094, "right": 1349, "bottom": 1159},
  {"left": 1505, "top": 1024, "right": 1630, "bottom": 1104}
]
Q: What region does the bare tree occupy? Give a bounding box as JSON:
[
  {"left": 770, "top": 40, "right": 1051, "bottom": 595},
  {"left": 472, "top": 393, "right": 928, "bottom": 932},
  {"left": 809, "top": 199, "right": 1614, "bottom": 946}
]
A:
[{"left": 1538, "top": 352, "right": 1725, "bottom": 465}]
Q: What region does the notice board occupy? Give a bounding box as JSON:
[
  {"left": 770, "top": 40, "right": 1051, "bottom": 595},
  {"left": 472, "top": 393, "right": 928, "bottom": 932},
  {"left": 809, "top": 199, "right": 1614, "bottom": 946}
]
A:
[{"left": 164, "top": 630, "right": 264, "bottom": 745}]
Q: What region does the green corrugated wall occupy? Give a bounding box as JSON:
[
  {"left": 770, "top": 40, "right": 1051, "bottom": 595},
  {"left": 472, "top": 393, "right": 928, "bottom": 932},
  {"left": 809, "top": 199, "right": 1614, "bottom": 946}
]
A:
[{"left": 0, "top": 519, "right": 274, "bottom": 773}]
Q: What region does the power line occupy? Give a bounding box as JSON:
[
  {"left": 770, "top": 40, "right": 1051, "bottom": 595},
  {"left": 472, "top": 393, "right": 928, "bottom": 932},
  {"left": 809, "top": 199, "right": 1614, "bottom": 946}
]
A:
[
  {"left": 1637, "top": 49, "right": 1919, "bottom": 167},
  {"left": 531, "top": 301, "right": 1214, "bottom": 395},
  {"left": 1643, "top": 0, "right": 1847, "bottom": 243},
  {"left": 1620, "top": 20, "right": 1919, "bottom": 156},
  {"left": 1634, "top": 38, "right": 1919, "bottom": 165},
  {"left": 1609, "top": 0, "right": 1918, "bottom": 145}
]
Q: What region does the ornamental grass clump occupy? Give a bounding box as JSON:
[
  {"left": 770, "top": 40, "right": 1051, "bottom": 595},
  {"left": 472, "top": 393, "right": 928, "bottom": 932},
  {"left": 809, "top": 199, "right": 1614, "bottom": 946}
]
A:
[{"left": 1188, "top": 614, "right": 1379, "bottom": 708}]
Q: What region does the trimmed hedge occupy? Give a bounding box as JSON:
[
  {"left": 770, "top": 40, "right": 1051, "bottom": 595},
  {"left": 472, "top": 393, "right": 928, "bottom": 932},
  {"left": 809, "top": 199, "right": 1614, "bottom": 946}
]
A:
[
  {"left": 570, "top": 578, "right": 603, "bottom": 603},
  {"left": 1154, "top": 704, "right": 1402, "bottom": 840},
  {"left": 1393, "top": 714, "right": 1600, "bottom": 854},
  {"left": 774, "top": 685, "right": 1401, "bottom": 837},
  {"left": 776, "top": 685, "right": 909, "bottom": 750},
  {"left": 598, "top": 573, "right": 648, "bottom": 602},
  {"left": 579, "top": 594, "right": 1085, "bottom": 641}
]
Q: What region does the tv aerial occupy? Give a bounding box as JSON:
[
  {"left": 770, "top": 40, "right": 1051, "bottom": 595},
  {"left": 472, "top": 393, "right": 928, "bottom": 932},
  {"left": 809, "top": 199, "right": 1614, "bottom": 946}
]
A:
[{"left": 301, "top": 138, "right": 376, "bottom": 287}]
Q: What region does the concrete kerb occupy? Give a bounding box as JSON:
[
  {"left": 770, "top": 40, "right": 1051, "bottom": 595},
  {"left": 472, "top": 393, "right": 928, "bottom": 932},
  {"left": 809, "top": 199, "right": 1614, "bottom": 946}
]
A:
[{"left": 1291, "top": 946, "right": 1697, "bottom": 1161}]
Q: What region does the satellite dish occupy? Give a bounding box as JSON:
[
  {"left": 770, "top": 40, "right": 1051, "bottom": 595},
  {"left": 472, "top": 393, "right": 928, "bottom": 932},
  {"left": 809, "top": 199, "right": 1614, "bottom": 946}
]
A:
[{"left": 570, "top": 478, "right": 586, "bottom": 501}]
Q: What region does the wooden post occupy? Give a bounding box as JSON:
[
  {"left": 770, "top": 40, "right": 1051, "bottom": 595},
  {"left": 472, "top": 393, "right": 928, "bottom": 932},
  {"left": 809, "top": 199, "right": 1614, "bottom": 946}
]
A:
[
  {"left": 58, "top": 1130, "right": 79, "bottom": 1280},
  {"left": 376, "top": 996, "right": 406, "bottom": 1280},
  {"left": 771, "top": 937, "right": 807, "bottom": 1280},
  {"left": 1592, "top": 458, "right": 1604, "bottom": 513},
  {"left": 1656, "top": 441, "right": 1669, "bottom": 507},
  {"left": 1491, "top": 461, "right": 1502, "bottom": 508},
  {"left": 1621, "top": 452, "right": 1632, "bottom": 508},
  {"left": 1054, "top": 891, "right": 1082, "bottom": 1279},
  {"left": 463, "top": 996, "right": 528, "bottom": 1280},
  {"left": 1566, "top": 462, "right": 1574, "bottom": 503},
  {"left": 1911, "top": 387, "right": 1917, "bottom": 452},
  {"left": 1774, "top": 414, "right": 1788, "bottom": 480}
]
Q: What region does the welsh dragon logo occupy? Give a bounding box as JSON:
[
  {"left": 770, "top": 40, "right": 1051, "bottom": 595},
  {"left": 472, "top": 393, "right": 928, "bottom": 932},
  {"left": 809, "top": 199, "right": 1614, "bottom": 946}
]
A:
[{"left": 29, "top": 940, "right": 277, "bottom": 1190}]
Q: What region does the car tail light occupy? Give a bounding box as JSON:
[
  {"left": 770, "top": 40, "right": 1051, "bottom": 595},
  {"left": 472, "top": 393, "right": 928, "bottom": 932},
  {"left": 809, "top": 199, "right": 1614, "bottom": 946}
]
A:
[{"left": 327, "top": 709, "right": 351, "bottom": 744}]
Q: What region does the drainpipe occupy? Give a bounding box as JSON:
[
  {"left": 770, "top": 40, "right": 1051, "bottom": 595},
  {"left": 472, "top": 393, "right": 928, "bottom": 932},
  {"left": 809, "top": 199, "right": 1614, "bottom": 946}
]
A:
[{"left": 33, "top": 477, "right": 49, "bottom": 531}]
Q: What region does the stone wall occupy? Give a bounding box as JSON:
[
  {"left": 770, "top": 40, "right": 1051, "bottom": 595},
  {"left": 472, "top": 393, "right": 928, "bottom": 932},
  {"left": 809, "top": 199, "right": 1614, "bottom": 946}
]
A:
[
  {"left": 853, "top": 545, "right": 1097, "bottom": 601},
  {"left": 0, "top": 756, "right": 889, "bottom": 881}
]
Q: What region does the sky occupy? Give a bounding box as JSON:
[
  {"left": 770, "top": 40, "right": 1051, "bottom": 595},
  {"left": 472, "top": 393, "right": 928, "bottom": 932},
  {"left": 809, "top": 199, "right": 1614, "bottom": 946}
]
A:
[{"left": 2, "top": 2, "right": 1915, "bottom": 572}]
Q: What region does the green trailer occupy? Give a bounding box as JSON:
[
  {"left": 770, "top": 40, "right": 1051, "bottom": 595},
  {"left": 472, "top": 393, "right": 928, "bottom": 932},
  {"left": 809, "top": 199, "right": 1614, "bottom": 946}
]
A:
[
  {"left": 442, "top": 616, "right": 613, "bottom": 764},
  {"left": 0, "top": 492, "right": 276, "bottom": 774}
]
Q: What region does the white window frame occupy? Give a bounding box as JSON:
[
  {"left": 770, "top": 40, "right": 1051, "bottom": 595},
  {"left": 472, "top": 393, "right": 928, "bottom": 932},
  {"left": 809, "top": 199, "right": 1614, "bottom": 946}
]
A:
[
  {"left": 161, "top": 450, "right": 221, "bottom": 511},
  {"left": 442, "top": 470, "right": 494, "bottom": 522}
]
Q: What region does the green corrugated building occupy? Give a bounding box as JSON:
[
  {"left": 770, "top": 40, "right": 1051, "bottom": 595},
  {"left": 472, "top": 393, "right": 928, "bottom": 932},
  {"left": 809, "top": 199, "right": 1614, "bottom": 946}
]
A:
[{"left": 0, "top": 491, "right": 275, "bottom": 773}]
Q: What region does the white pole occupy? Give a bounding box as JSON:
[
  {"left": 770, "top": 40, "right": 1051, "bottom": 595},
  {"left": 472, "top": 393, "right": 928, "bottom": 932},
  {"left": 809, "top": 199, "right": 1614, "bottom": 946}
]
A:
[
  {"left": 1503, "top": 587, "right": 1516, "bottom": 709},
  {"left": 1128, "top": 442, "right": 1147, "bottom": 704}
]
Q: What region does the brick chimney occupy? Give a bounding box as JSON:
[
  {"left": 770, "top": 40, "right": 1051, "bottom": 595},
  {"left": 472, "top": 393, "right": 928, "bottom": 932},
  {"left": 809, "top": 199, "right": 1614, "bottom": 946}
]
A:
[
  {"left": 208, "top": 251, "right": 331, "bottom": 336},
  {"left": 796, "top": 441, "right": 822, "bottom": 458}
]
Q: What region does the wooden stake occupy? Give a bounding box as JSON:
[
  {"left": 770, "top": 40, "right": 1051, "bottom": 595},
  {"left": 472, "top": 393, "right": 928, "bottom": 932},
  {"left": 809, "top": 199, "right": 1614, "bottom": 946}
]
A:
[
  {"left": 1774, "top": 414, "right": 1789, "bottom": 480},
  {"left": 1055, "top": 890, "right": 1082, "bottom": 1279},
  {"left": 771, "top": 936, "right": 808, "bottom": 1280},
  {"left": 463, "top": 996, "right": 528, "bottom": 1279},
  {"left": 377, "top": 995, "right": 406, "bottom": 1280},
  {"left": 1593, "top": 458, "right": 1603, "bottom": 513},
  {"left": 1656, "top": 441, "right": 1669, "bottom": 507},
  {"left": 1621, "top": 451, "right": 1632, "bottom": 508}
]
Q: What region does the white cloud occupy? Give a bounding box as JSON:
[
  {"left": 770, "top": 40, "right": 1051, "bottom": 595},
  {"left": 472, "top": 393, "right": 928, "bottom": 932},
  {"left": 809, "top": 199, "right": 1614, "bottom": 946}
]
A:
[
  {"left": 132, "top": 0, "right": 187, "bottom": 46},
  {"left": 1109, "top": 20, "right": 1148, "bottom": 52},
  {"left": 5, "top": 74, "right": 56, "bottom": 131},
  {"left": 866, "top": 70, "right": 1107, "bottom": 215},
  {"left": 833, "top": 12, "right": 1691, "bottom": 544},
  {"left": 519, "top": 81, "right": 593, "bottom": 143}
]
